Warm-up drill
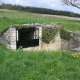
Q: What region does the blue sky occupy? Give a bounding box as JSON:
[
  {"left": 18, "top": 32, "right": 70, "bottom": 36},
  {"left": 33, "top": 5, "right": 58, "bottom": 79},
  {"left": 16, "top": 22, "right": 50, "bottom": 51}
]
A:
[{"left": 0, "top": 0, "right": 80, "bottom": 14}]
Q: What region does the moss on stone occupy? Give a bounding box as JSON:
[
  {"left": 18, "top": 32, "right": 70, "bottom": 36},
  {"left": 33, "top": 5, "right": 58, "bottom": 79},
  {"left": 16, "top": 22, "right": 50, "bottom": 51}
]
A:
[
  {"left": 60, "top": 28, "right": 72, "bottom": 40},
  {"left": 42, "top": 27, "right": 58, "bottom": 43}
]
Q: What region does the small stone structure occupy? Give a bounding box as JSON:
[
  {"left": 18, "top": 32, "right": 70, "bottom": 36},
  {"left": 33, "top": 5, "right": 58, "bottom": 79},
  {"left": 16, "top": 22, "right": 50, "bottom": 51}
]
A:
[
  {"left": 0, "top": 24, "right": 42, "bottom": 50},
  {"left": 0, "top": 23, "right": 80, "bottom": 52}
]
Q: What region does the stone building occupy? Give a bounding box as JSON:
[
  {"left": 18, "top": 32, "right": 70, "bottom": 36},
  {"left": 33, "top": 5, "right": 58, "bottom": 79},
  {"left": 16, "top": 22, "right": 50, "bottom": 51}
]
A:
[
  {"left": 0, "top": 24, "right": 42, "bottom": 50},
  {"left": 0, "top": 23, "right": 80, "bottom": 52},
  {"left": 0, "top": 23, "right": 61, "bottom": 51}
]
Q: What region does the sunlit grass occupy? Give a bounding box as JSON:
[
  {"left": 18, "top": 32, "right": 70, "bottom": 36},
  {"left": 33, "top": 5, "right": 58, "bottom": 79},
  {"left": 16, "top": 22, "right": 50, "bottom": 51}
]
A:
[
  {"left": 0, "top": 10, "right": 80, "bottom": 32},
  {"left": 0, "top": 47, "right": 80, "bottom": 80}
]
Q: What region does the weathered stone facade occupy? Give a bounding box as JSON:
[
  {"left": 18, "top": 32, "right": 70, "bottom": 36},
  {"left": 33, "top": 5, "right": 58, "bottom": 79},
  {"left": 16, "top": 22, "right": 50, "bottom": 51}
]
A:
[
  {"left": 42, "top": 31, "right": 61, "bottom": 51},
  {"left": 0, "top": 23, "right": 80, "bottom": 52},
  {"left": 0, "top": 24, "right": 42, "bottom": 50},
  {"left": 0, "top": 26, "right": 16, "bottom": 49},
  {"left": 61, "top": 32, "right": 80, "bottom": 52}
]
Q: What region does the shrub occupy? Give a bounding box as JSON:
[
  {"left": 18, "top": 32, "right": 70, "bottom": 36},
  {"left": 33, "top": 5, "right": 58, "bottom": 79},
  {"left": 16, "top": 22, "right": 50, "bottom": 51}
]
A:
[
  {"left": 60, "top": 28, "right": 72, "bottom": 40},
  {"left": 42, "top": 27, "right": 58, "bottom": 43}
]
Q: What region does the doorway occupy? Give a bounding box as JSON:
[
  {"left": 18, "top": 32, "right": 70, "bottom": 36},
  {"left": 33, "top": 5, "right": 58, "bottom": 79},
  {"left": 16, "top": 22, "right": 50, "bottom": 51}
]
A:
[{"left": 17, "top": 27, "right": 39, "bottom": 48}]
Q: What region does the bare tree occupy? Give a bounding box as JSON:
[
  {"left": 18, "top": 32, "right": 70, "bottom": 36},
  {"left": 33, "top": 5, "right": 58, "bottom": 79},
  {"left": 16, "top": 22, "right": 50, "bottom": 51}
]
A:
[{"left": 62, "top": 0, "right": 80, "bottom": 9}]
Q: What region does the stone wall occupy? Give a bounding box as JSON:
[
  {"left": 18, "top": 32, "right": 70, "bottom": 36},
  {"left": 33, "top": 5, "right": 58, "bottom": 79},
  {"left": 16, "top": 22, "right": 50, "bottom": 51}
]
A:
[
  {"left": 0, "top": 24, "right": 42, "bottom": 50},
  {"left": 0, "top": 26, "right": 16, "bottom": 50},
  {"left": 42, "top": 31, "right": 61, "bottom": 51},
  {"left": 61, "top": 31, "right": 80, "bottom": 52},
  {"left": 9, "top": 27, "right": 16, "bottom": 50},
  {"left": 0, "top": 28, "right": 10, "bottom": 49},
  {"left": 0, "top": 23, "right": 80, "bottom": 52}
]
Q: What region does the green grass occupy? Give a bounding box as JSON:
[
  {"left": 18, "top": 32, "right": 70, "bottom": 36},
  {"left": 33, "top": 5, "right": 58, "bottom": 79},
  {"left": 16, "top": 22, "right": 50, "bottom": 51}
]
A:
[
  {"left": 0, "top": 9, "right": 80, "bottom": 32},
  {"left": 0, "top": 47, "right": 80, "bottom": 80}
]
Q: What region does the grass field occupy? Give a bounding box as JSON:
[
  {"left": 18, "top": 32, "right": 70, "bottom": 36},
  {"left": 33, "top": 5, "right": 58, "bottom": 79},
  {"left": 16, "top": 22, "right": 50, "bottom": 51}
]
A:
[
  {"left": 0, "top": 9, "right": 80, "bottom": 80},
  {"left": 0, "top": 9, "right": 80, "bottom": 32},
  {"left": 0, "top": 45, "right": 80, "bottom": 80}
]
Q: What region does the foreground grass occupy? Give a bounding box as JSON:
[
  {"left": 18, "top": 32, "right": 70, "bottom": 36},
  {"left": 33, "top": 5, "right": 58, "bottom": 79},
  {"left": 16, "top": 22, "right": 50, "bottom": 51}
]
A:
[
  {"left": 0, "top": 45, "right": 80, "bottom": 80},
  {"left": 0, "top": 10, "right": 80, "bottom": 32}
]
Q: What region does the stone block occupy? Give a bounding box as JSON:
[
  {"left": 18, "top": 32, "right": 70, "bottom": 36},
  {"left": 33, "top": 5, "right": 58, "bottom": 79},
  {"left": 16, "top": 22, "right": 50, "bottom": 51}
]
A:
[
  {"left": 73, "top": 47, "right": 80, "bottom": 52},
  {"left": 78, "top": 37, "right": 80, "bottom": 41},
  {"left": 10, "top": 33, "right": 16, "bottom": 36},
  {"left": 73, "top": 37, "right": 78, "bottom": 41},
  {"left": 10, "top": 45, "right": 16, "bottom": 50},
  {"left": 10, "top": 41, "right": 16, "bottom": 45},
  {"left": 10, "top": 37, "right": 16, "bottom": 41}
]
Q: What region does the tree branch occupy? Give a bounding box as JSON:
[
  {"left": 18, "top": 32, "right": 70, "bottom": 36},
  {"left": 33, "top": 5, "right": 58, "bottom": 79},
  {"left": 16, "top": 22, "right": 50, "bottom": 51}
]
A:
[{"left": 62, "top": 0, "right": 80, "bottom": 9}]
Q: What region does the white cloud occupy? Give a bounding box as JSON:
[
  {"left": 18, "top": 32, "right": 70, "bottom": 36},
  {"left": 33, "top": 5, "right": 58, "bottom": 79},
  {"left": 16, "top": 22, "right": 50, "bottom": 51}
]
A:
[{"left": 0, "top": 0, "right": 80, "bottom": 14}]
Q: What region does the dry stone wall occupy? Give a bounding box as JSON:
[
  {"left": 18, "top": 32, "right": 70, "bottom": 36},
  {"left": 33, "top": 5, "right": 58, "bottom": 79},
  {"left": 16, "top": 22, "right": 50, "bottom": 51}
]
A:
[
  {"left": 61, "top": 31, "right": 80, "bottom": 52},
  {"left": 0, "top": 26, "right": 16, "bottom": 50},
  {"left": 0, "top": 28, "right": 11, "bottom": 49}
]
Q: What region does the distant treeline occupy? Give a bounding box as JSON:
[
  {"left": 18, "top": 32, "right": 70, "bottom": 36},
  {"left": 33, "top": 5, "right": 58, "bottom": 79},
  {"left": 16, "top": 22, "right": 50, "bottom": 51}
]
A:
[{"left": 0, "top": 3, "right": 80, "bottom": 17}]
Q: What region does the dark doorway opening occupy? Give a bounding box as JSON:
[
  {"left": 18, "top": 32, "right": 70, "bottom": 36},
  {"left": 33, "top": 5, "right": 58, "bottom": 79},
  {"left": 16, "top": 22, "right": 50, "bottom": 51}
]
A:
[{"left": 17, "top": 27, "right": 39, "bottom": 49}]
